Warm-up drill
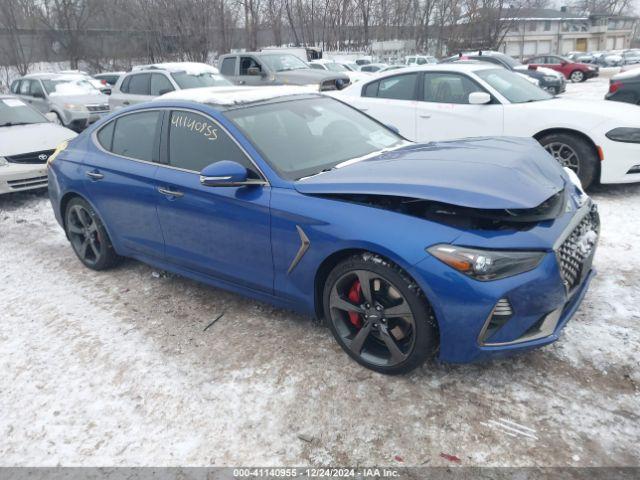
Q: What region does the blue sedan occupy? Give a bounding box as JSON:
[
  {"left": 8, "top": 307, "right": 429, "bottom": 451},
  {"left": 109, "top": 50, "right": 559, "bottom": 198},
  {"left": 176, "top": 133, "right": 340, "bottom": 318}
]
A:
[{"left": 46, "top": 87, "right": 599, "bottom": 374}]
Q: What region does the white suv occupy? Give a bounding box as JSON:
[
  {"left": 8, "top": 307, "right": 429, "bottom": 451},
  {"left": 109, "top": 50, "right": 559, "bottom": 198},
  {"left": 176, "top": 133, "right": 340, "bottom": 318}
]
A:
[{"left": 109, "top": 62, "right": 233, "bottom": 109}]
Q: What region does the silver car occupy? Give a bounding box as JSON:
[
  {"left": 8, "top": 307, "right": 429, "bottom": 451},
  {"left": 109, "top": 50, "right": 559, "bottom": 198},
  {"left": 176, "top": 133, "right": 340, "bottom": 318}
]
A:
[
  {"left": 0, "top": 95, "right": 76, "bottom": 195},
  {"left": 109, "top": 62, "right": 233, "bottom": 109},
  {"left": 10, "top": 73, "right": 110, "bottom": 132}
]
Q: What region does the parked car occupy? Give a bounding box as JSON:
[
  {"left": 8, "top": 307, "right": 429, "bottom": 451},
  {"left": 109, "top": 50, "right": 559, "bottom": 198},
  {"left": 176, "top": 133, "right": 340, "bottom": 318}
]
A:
[
  {"left": 524, "top": 55, "right": 598, "bottom": 83},
  {"left": 10, "top": 73, "right": 109, "bottom": 131},
  {"left": 593, "top": 51, "right": 623, "bottom": 67},
  {"left": 566, "top": 51, "right": 595, "bottom": 63},
  {"left": 219, "top": 52, "right": 350, "bottom": 91},
  {"left": 405, "top": 55, "right": 437, "bottom": 66},
  {"left": 334, "top": 63, "right": 640, "bottom": 188},
  {"left": 93, "top": 72, "right": 125, "bottom": 87},
  {"left": 605, "top": 69, "right": 640, "bottom": 105},
  {"left": 621, "top": 49, "right": 640, "bottom": 65},
  {"left": 308, "top": 60, "right": 371, "bottom": 83},
  {"left": 1, "top": 95, "right": 76, "bottom": 194},
  {"left": 359, "top": 63, "right": 388, "bottom": 73},
  {"left": 109, "top": 63, "right": 232, "bottom": 110},
  {"left": 48, "top": 86, "right": 598, "bottom": 373},
  {"left": 58, "top": 70, "right": 112, "bottom": 94},
  {"left": 441, "top": 51, "right": 566, "bottom": 95}
]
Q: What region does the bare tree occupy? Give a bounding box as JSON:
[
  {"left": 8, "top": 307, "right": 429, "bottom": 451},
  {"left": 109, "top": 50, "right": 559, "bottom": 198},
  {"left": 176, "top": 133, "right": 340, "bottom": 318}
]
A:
[{"left": 0, "top": 0, "right": 37, "bottom": 76}]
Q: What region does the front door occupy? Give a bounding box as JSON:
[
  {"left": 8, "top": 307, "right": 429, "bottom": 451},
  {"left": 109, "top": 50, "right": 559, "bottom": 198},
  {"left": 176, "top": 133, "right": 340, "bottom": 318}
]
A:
[
  {"left": 237, "top": 56, "right": 270, "bottom": 86},
  {"left": 155, "top": 109, "right": 273, "bottom": 294},
  {"left": 415, "top": 71, "right": 503, "bottom": 142}
]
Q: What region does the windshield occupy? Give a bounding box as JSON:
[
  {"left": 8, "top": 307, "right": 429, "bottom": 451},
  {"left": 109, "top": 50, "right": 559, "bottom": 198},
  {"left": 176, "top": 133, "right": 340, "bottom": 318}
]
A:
[
  {"left": 170, "top": 72, "right": 233, "bottom": 89},
  {"left": 325, "top": 63, "right": 348, "bottom": 72},
  {"left": 225, "top": 97, "right": 406, "bottom": 180},
  {"left": 42, "top": 79, "right": 100, "bottom": 96},
  {"left": 260, "top": 54, "right": 309, "bottom": 72},
  {"left": 0, "top": 98, "right": 47, "bottom": 126},
  {"left": 476, "top": 68, "right": 552, "bottom": 103}
]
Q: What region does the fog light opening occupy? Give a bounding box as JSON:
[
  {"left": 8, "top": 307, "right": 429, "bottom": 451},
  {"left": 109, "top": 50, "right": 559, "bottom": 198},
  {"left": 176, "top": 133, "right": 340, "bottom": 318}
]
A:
[
  {"left": 478, "top": 298, "right": 513, "bottom": 345},
  {"left": 627, "top": 165, "right": 640, "bottom": 174}
]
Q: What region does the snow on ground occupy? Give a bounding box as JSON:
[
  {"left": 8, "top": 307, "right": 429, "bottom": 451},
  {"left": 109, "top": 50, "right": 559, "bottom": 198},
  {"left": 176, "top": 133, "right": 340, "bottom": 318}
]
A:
[{"left": 0, "top": 80, "right": 639, "bottom": 467}]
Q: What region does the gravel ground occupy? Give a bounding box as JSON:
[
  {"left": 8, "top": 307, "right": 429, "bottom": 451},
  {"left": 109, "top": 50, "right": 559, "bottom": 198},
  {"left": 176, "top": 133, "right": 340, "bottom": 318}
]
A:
[{"left": 1, "top": 79, "right": 639, "bottom": 467}]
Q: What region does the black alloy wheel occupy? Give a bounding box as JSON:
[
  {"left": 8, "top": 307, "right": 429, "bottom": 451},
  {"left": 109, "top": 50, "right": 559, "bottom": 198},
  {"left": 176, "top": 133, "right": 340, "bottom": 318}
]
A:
[
  {"left": 324, "top": 254, "right": 438, "bottom": 374},
  {"left": 65, "top": 197, "right": 120, "bottom": 270}
]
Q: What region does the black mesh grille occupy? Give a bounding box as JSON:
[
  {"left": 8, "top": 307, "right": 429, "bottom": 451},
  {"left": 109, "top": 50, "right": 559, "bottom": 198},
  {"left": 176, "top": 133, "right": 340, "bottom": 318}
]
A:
[
  {"left": 5, "top": 149, "right": 55, "bottom": 164},
  {"left": 557, "top": 208, "right": 600, "bottom": 291},
  {"left": 86, "top": 104, "right": 109, "bottom": 112}
]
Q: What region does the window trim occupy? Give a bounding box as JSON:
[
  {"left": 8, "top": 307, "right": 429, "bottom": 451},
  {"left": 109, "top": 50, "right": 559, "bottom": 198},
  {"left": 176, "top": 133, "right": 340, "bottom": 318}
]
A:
[
  {"left": 91, "top": 107, "right": 269, "bottom": 184},
  {"left": 220, "top": 56, "right": 237, "bottom": 76}
]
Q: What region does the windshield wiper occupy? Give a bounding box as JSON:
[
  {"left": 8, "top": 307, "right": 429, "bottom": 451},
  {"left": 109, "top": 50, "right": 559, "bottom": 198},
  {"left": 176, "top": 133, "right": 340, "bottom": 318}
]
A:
[{"left": 0, "top": 122, "right": 32, "bottom": 127}]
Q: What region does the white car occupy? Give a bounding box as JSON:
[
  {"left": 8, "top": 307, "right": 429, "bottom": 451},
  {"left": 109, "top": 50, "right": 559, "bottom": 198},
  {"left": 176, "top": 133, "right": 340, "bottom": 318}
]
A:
[
  {"left": 333, "top": 63, "right": 640, "bottom": 187},
  {"left": 0, "top": 95, "right": 76, "bottom": 195},
  {"left": 308, "top": 60, "right": 371, "bottom": 83}
]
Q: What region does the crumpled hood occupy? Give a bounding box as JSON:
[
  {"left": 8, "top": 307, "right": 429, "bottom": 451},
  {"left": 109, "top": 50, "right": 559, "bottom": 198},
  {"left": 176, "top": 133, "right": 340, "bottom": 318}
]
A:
[
  {"left": 0, "top": 123, "right": 77, "bottom": 157},
  {"left": 276, "top": 69, "right": 349, "bottom": 84},
  {"left": 295, "top": 137, "right": 567, "bottom": 210}
]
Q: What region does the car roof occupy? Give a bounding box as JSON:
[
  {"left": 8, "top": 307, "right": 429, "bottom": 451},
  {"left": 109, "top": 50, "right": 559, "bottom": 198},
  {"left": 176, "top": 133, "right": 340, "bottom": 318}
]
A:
[
  {"left": 154, "top": 85, "right": 322, "bottom": 109},
  {"left": 130, "top": 62, "right": 219, "bottom": 74},
  {"left": 369, "top": 63, "right": 498, "bottom": 79},
  {"left": 22, "top": 72, "right": 87, "bottom": 80}
]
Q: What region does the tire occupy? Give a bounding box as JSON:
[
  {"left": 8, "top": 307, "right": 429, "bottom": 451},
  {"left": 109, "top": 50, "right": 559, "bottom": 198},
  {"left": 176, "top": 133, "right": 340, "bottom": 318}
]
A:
[
  {"left": 570, "top": 70, "right": 585, "bottom": 83},
  {"left": 538, "top": 132, "right": 598, "bottom": 189},
  {"left": 323, "top": 252, "right": 438, "bottom": 374},
  {"left": 65, "top": 197, "right": 121, "bottom": 270}
]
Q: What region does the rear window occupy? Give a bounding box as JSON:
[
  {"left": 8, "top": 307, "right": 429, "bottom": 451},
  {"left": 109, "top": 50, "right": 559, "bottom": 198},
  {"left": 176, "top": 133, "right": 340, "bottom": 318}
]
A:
[
  {"left": 110, "top": 111, "right": 161, "bottom": 161},
  {"left": 127, "top": 74, "right": 150, "bottom": 95}
]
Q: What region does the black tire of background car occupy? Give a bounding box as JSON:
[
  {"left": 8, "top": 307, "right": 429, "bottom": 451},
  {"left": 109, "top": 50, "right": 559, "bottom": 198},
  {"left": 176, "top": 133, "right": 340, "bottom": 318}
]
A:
[
  {"left": 323, "top": 253, "right": 438, "bottom": 374},
  {"left": 65, "top": 197, "right": 122, "bottom": 270},
  {"left": 538, "top": 132, "right": 598, "bottom": 189},
  {"left": 570, "top": 70, "right": 585, "bottom": 83}
]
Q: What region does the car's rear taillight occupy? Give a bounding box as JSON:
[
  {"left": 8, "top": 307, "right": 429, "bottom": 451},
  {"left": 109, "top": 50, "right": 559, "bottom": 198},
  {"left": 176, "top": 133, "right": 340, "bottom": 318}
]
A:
[{"left": 609, "top": 81, "right": 623, "bottom": 93}]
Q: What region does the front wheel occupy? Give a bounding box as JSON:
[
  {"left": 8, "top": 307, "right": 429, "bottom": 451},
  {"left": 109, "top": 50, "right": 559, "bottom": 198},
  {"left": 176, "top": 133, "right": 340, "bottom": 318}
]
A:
[
  {"left": 65, "top": 197, "right": 121, "bottom": 270},
  {"left": 538, "top": 133, "right": 598, "bottom": 189},
  {"left": 570, "top": 70, "right": 585, "bottom": 82},
  {"left": 323, "top": 253, "right": 438, "bottom": 374}
]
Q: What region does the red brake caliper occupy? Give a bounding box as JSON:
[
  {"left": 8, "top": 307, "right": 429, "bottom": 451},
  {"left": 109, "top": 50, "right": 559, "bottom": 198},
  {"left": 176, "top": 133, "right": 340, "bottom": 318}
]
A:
[{"left": 347, "top": 280, "right": 363, "bottom": 328}]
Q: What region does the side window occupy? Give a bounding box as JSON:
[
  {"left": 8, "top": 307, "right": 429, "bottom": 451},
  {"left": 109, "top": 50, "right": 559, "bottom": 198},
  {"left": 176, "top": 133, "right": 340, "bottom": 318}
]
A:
[
  {"left": 30, "top": 80, "right": 44, "bottom": 97},
  {"left": 97, "top": 121, "right": 115, "bottom": 150},
  {"left": 239, "top": 57, "right": 261, "bottom": 75},
  {"left": 220, "top": 57, "right": 236, "bottom": 76},
  {"left": 10, "top": 80, "right": 20, "bottom": 93},
  {"left": 120, "top": 75, "right": 131, "bottom": 93},
  {"left": 127, "top": 74, "right": 150, "bottom": 95},
  {"left": 309, "top": 64, "right": 324, "bottom": 70},
  {"left": 376, "top": 73, "right": 418, "bottom": 101},
  {"left": 168, "top": 110, "right": 257, "bottom": 176},
  {"left": 362, "top": 80, "right": 379, "bottom": 97},
  {"left": 423, "top": 72, "right": 485, "bottom": 104},
  {"left": 20, "top": 80, "right": 30, "bottom": 95},
  {"left": 111, "top": 111, "right": 161, "bottom": 161},
  {"left": 151, "top": 73, "right": 174, "bottom": 96}
]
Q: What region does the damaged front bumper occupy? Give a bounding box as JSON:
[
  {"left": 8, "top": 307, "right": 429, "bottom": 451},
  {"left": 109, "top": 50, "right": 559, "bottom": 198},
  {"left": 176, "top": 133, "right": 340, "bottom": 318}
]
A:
[{"left": 412, "top": 200, "right": 599, "bottom": 364}]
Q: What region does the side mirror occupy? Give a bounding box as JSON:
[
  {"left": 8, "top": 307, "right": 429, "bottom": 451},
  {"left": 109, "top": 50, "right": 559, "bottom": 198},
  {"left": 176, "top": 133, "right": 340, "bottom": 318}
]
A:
[
  {"left": 468, "top": 92, "right": 491, "bottom": 105},
  {"left": 33, "top": 91, "right": 45, "bottom": 99},
  {"left": 102, "top": 88, "right": 112, "bottom": 95},
  {"left": 247, "top": 66, "right": 262, "bottom": 76},
  {"left": 45, "top": 112, "right": 58, "bottom": 123},
  {"left": 200, "top": 160, "right": 249, "bottom": 187}
]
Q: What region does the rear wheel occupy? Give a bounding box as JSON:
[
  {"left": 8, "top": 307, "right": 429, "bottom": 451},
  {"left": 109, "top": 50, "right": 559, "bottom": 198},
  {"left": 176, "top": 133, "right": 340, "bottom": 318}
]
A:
[
  {"left": 323, "top": 253, "right": 438, "bottom": 374},
  {"left": 570, "top": 70, "right": 585, "bottom": 82},
  {"left": 538, "top": 132, "right": 598, "bottom": 189},
  {"left": 65, "top": 197, "right": 121, "bottom": 270}
]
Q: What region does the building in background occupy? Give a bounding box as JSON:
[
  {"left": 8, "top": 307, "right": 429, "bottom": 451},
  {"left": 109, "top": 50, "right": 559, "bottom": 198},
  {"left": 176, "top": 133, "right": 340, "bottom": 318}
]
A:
[{"left": 498, "top": 8, "right": 638, "bottom": 59}]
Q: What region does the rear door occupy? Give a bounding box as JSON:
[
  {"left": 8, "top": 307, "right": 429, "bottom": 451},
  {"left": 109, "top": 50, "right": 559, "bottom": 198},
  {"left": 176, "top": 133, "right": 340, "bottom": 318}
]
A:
[
  {"left": 349, "top": 72, "right": 420, "bottom": 140},
  {"left": 26, "top": 80, "right": 49, "bottom": 113},
  {"left": 82, "top": 110, "right": 165, "bottom": 257},
  {"left": 109, "top": 73, "right": 152, "bottom": 109},
  {"left": 154, "top": 109, "right": 273, "bottom": 293},
  {"left": 415, "top": 71, "right": 503, "bottom": 142}
]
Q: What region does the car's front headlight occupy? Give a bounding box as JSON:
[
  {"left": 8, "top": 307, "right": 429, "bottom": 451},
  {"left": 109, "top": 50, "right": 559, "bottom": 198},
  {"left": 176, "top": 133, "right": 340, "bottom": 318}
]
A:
[
  {"left": 63, "top": 103, "right": 87, "bottom": 112},
  {"left": 605, "top": 127, "right": 640, "bottom": 143},
  {"left": 427, "top": 245, "right": 545, "bottom": 281}
]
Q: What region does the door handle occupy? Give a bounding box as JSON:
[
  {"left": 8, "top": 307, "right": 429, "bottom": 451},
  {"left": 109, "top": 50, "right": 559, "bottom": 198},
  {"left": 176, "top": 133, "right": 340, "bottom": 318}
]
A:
[
  {"left": 157, "top": 186, "right": 184, "bottom": 198},
  {"left": 419, "top": 114, "right": 431, "bottom": 119},
  {"left": 122, "top": 101, "right": 130, "bottom": 106},
  {"left": 359, "top": 107, "right": 369, "bottom": 111},
  {"left": 86, "top": 171, "right": 104, "bottom": 180}
]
